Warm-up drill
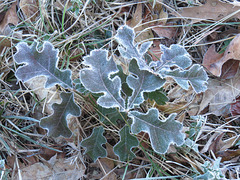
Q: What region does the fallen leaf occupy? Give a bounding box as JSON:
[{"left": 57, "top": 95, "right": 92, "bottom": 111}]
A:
[
  {"left": 230, "top": 96, "right": 240, "bottom": 116},
  {"left": 172, "top": 0, "right": 240, "bottom": 23},
  {"left": 16, "top": 156, "right": 85, "bottom": 180},
  {"left": 25, "top": 76, "right": 61, "bottom": 115},
  {"left": 7, "top": 155, "right": 25, "bottom": 169},
  {"left": 202, "top": 44, "right": 224, "bottom": 76},
  {"left": 0, "top": 1, "right": 18, "bottom": 32},
  {"left": 127, "top": 3, "right": 154, "bottom": 42},
  {"left": 199, "top": 71, "right": 240, "bottom": 116},
  {"left": 220, "top": 59, "right": 239, "bottom": 79},
  {"left": 152, "top": 25, "right": 177, "bottom": 39},
  {"left": 148, "top": 40, "right": 162, "bottom": 61},
  {"left": 187, "top": 93, "right": 203, "bottom": 116},
  {"left": 209, "top": 133, "right": 240, "bottom": 153},
  {"left": 213, "top": 34, "right": 240, "bottom": 76},
  {"left": 203, "top": 43, "right": 240, "bottom": 79},
  {"left": 0, "top": 2, "right": 20, "bottom": 52},
  {"left": 19, "top": 0, "right": 39, "bottom": 21},
  {"left": 216, "top": 149, "right": 240, "bottom": 162},
  {"left": 150, "top": 3, "right": 176, "bottom": 39},
  {"left": 154, "top": 101, "right": 187, "bottom": 114},
  {"left": 39, "top": 146, "right": 64, "bottom": 160},
  {"left": 155, "top": 86, "right": 196, "bottom": 114},
  {"left": 201, "top": 132, "right": 220, "bottom": 153},
  {"left": 153, "top": 3, "right": 168, "bottom": 24},
  {"left": 105, "top": 143, "right": 118, "bottom": 160},
  {"left": 98, "top": 158, "right": 117, "bottom": 180},
  {"left": 0, "top": 11, "right": 6, "bottom": 23}
]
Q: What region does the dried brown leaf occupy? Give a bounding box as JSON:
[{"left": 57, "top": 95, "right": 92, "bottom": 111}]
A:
[
  {"left": 127, "top": 3, "right": 154, "bottom": 42},
  {"left": 152, "top": 26, "right": 176, "bottom": 39},
  {"left": 199, "top": 71, "right": 240, "bottom": 116},
  {"left": 0, "top": 2, "right": 21, "bottom": 53},
  {"left": 220, "top": 59, "right": 239, "bottom": 79},
  {"left": 172, "top": 0, "right": 240, "bottom": 23},
  {"left": 148, "top": 40, "right": 162, "bottom": 61},
  {"left": 203, "top": 44, "right": 240, "bottom": 79},
  {"left": 202, "top": 44, "right": 223, "bottom": 76},
  {"left": 19, "top": 0, "right": 39, "bottom": 21},
  {"left": 0, "top": 2, "right": 18, "bottom": 32},
  {"left": 230, "top": 96, "right": 240, "bottom": 116},
  {"left": 16, "top": 156, "right": 85, "bottom": 179},
  {"left": 98, "top": 158, "right": 117, "bottom": 180},
  {"left": 154, "top": 101, "right": 187, "bottom": 114},
  {"left": 216, "top": 149, "right": 240, "bottom": 162}
]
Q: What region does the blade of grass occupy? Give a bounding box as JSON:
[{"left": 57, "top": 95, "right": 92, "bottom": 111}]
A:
[{"left": 0, "top": 123, "right": 62, "bottom": 152}]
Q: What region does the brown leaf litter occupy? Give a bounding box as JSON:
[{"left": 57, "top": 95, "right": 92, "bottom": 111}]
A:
[
  {"left": 202, "top": 34, "right": 240, "bottom": 78},
  {"left": 199, "top": 71, "right": 240, "bottom": 116},
  {"left": 19, "top": 0, "right": 39, "bottom": 22},
  {"left": 172, "top": 0, "right": 240, "bottom": 23},
  {"left": 0, "top": 1, "right": 19, "bottom": 52}
]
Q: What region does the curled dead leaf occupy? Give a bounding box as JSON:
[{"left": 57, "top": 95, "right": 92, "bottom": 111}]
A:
[
  {"left": 203, "top": 35, "right": 240, "bottom": 77},
  {"left": 209, "top": 133, "right": 239, "bottom": 154},
  {"left": 216, "top": 149, "right": 240, "bottom": 162},
  {"left": 199, "top": 72, "right": 240, "bottom": 116},
  {"left": 0, "top": 1, "right": 18, "bottom": 32},
  {"left": 0, "top": 2, "right": 21, "bottom": 53},
  {"left": 202, "top": 44, "right": 223, "bottom": 76},
  {"left": 127, "top": 3, "right": 154, "bottom": 43}
]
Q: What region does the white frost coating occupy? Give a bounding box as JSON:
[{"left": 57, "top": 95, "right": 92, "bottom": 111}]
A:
[
  {"left": 14, "top": 41, "right": 73, "bottom": 89},
  {"left": 129, "top": 108, "right": 185, "bottom": 154},
  {"left": 80, "top": 126, "right": 107, "bottom": 162},
  {"left": 113, "top": 126, "right": 139, "bottom": 161},
  {"left": 79, "top": 49, "right": 125, "bottom": 111}
]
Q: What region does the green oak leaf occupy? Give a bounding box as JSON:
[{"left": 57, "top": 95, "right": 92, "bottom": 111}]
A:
[
  {"left": 127, "top": 59, "right": 166, "bottom": 109},
  {"left": 160, "top": 64, "right": 208, "bottom": 93},
  {"left": 144, "top": 89, "right": 169, "bottom": 105},
  {"left": 150, "top": 44, "right": 192, "bottom": 71},
  {"left": 40, "top": 92, "right": 81, "bottom": 138},
  {"left": 113, "top": 126, "right": 139, "bottom": 161},
  {"left": 115, "top": 25, "right": 152, "bottom": 70},
  {"left": 80, "top": 126, "right": 107, "bottom": 162},
  {"left": 194, "top": 158, "right": 225, "bottom": 180},
  {"left": 13, "top": 41, "right": 72, "bottom": 89},
  {"left": 129, "top": 108, "right": 185, "bottom": 154},
  {"left": 98, "top": 106, "right": 127, "bottom": 125},
  {"left": 80, "top": 50, "right": 125, "bottom": 111}
]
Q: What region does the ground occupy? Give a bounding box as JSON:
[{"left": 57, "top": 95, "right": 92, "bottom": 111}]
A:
[{"left": 0, "top": 0, "right": 240, "bottom": 179}]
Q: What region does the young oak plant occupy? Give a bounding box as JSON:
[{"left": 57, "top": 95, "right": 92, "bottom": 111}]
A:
[{"left": 13, "top": 26, "right": 208, "bottom": 162}]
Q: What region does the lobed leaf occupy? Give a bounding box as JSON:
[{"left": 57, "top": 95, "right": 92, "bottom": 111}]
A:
[
  {"left": 79, "top": 50, "right": 125, "bottom": 111},
  {"left": 80, "top": 126, "right": 107, "bottom": 162},
  {"left": 150, "top": 44, "right": 192, "bottom": 72},
  {"left": 113, "top": 65, "right": 133, "bottom": 97},
  {"left": 113, "top": 126, "right": 139, "bottom": 161},
  {"left": 144, "top": 89, "right": 169, "bottom": 105},
  {"left": 115, "top": 25, "right": 152, "bottom": 70},
  {"left": 98, "top": 106, "right": 127, "bottom": 125},
  {"left": 13, "top": 41, "right": 72, "bottom": 89},
  {"left": 194, "top": 158, "right": 225, "bottom": 180},
  {"left": 160, "top": 64, "right": 208, "bottom": 93},
  {"left": 127, "top": 59, "right": 166, "bottom": 109},
  {"left": 129, "top": 108, "right": 185, "bottom": 154},
  {"left": 40, "top": 92, "right": 81, "bottom": 138}
]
